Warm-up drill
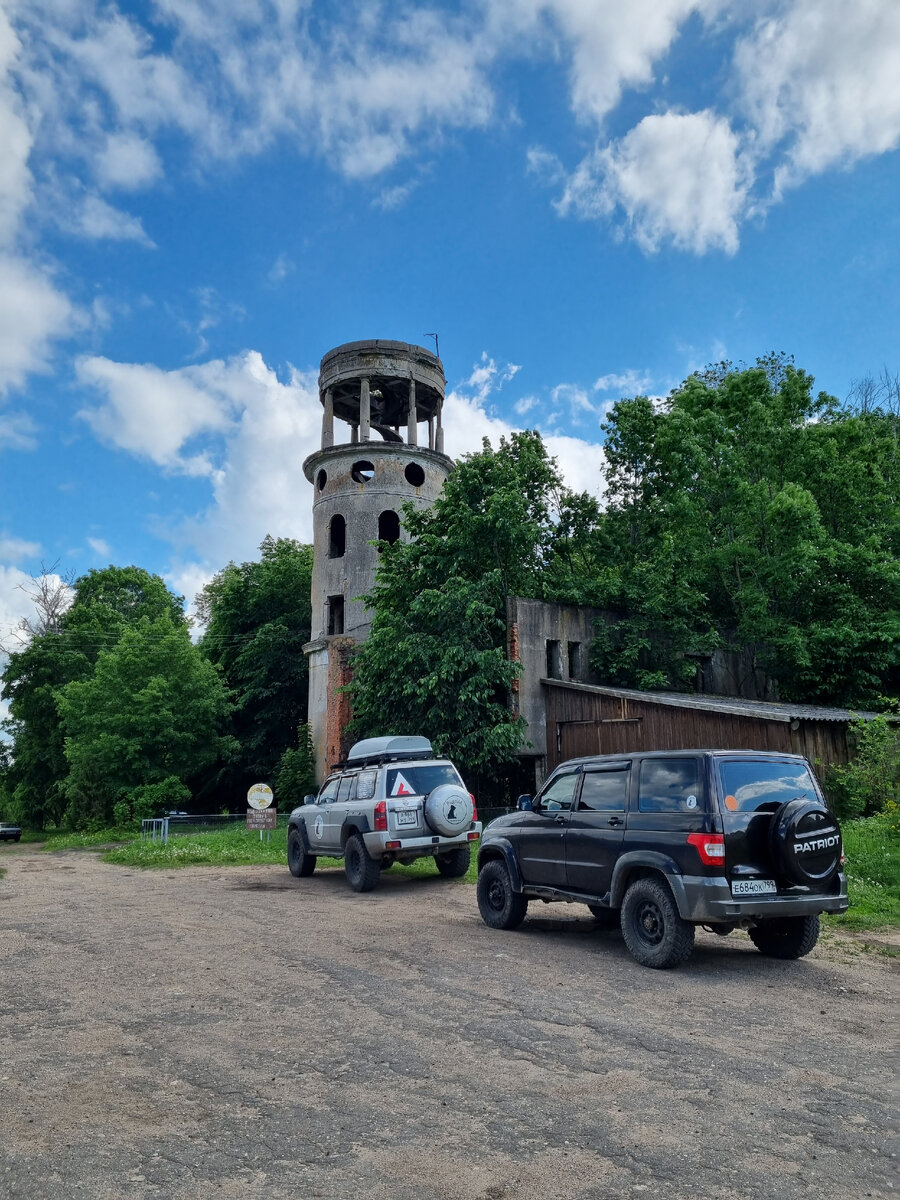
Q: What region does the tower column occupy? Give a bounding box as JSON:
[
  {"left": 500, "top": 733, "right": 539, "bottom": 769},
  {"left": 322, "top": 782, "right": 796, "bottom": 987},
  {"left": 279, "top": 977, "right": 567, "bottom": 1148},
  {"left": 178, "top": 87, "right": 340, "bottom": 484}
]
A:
[
  {"left": 322, "top": 388, "right": 334, "bottom": 448},
  {"left": 435, "top": 399, "right": 444, "bottom": 454},
  {"left": 360, "top": 378, "right": 371, "bottom": 441},
  {"left": 407, "top": 379, "right": 417, "bottom": 445}
]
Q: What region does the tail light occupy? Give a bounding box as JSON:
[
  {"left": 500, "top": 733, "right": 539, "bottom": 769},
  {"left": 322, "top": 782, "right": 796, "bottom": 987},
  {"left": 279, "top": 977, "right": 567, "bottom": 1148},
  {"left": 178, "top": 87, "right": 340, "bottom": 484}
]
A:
[
  {"left": 687, "top": 832, "right": 725, "bottom": 866},
  {"left": 374, "top": 800, "right": 387, "bottom": 832},
  {"left": 470, "top": 794, "right": 478, "bottom": 822}
]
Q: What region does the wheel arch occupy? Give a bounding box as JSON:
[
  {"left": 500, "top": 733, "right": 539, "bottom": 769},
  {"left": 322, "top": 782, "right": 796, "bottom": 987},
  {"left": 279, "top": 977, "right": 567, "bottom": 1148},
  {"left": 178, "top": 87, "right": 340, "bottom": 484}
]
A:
[
  {"left": 610, "top": 852, "right": 689, "bottom": 916},
  {"left": 477, "top": 839, "right": 524, "bottom": 892}
]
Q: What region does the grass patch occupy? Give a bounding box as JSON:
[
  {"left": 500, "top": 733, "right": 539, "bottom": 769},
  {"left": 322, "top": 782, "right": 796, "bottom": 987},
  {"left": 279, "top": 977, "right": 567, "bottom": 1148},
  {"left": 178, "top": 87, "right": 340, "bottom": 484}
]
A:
[
  {"left": 824, "top": 814, "right": 900, "bottom": 932},
  {"left": 101, "top": 820, "right": 481, "bottom": 878},
  {"left": 43, "top": 827, "right": 136, "bottom": 851}
]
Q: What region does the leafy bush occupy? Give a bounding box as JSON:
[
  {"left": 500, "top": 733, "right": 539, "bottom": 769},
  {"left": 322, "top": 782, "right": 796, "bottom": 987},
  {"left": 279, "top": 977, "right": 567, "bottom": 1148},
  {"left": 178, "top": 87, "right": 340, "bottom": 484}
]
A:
[
  {"left": 825, "top": 706, "right": 900, "bottom": 820},
  {"left": 274, "top": 723, "right": 317, "bottom": 809},
  {"left": 113, "top": 777, "right": 192, "bottom": 828}
]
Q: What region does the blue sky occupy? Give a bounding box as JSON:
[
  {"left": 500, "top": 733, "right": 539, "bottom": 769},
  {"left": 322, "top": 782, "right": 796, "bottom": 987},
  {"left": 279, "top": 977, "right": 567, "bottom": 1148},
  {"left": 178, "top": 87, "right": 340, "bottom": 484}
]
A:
[{"left": 1, "top": 0, "right": 899, "bottom": 665}]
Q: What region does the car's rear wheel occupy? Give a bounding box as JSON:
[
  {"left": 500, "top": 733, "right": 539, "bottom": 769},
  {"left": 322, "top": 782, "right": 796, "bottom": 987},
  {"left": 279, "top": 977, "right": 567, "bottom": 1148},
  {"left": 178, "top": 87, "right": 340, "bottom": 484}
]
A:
[
  {"left": 435, "top": 846, "right": 471, "bottom": 878},
  {"left": 287, "top": 828, "right": 316, "bottom": 878},
  {"left": 587, "top": 904, "right": 619, "bottom": 930},
  {"left": 620, "top": 877, "right": 695, "bottom": 969},
  {"left": 749, "top": 914, "right": 820, "bottom": 959},
  {"left": 477, "top": 860, "right": 527, "bottom": 930},
  {"left": 344, "top": 833, "right": 381, "bottom": 892}
]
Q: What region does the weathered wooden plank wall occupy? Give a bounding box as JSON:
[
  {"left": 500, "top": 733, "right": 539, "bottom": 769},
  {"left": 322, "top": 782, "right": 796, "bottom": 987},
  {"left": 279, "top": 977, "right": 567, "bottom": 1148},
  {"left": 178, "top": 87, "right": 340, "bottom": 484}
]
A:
[{"left": 545, "top": 688, "right": 850, "bottom": 774}]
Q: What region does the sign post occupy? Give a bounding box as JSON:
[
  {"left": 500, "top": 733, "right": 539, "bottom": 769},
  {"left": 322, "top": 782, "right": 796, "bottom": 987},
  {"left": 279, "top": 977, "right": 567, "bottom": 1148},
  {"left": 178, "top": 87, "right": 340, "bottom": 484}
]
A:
[{"left": 246, "top": 783, "right": 275, "bottom": 843}]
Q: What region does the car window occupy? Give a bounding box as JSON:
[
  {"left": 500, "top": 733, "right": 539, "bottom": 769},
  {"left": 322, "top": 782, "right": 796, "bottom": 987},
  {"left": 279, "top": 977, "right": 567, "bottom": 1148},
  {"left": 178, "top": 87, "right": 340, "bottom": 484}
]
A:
[
  {"left": 579, "top": 767, "right": 628, "bottom": 811},
  {"left": 385, "top": 764, "right": 461, "bottom": 796},
  {"left": 538, "top": 772, "right": 579, "bottom": 812},
  {"left": 638, "top": 759, "right": 702, "bottom": 813},
  {"left": 337, "top": 774, "right": 355, "bottom": 802},
  {"left": 718, "top": 759, "right": 818, "bottom": 813},
  {"left": 318, "top": 778, "right": 340, "bottom": 804},
  {"left": 356, "top": 769, "right": 377, "bottom": 801}
]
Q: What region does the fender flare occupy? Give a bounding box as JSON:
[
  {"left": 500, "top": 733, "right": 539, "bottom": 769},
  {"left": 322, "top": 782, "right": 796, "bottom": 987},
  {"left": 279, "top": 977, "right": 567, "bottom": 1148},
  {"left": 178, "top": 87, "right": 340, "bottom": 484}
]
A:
[
  {"left": 477, "top": 838, "right": 524, "bottom": 893},
  {"left": 341, "top": 816, "right": 371, "bottom": 847},
  {"left": 289, "top": 820, "right": 311, "bottom": 853},
  {"left": 610, "top": 851, "right": 690, "bottom": 917}
]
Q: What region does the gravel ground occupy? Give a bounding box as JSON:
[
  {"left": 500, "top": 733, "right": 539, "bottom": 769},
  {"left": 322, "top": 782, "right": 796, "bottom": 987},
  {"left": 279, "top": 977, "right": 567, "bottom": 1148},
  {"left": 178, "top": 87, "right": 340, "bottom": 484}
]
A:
[{"left": 0, "top": 846, "right": 897, "bottom": 1200}]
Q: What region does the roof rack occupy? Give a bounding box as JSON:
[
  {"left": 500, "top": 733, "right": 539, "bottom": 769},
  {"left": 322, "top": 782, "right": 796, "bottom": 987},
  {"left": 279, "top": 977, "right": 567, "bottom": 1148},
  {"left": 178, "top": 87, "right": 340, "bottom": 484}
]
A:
[{"left": 342, "top": 735, "right": 435, "bottom": 769}]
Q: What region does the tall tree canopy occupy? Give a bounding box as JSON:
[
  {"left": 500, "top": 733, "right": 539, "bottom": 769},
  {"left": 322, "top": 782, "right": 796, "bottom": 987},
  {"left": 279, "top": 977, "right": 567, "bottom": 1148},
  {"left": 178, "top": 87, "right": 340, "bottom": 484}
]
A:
[
  {"left": 349, "top": 432, "right": 595, "bottom": 774},
  {"left": 2, "top": 566, "right": 233, "bottom": 828},
  {"left": 198, "top": 536, "right": 313, "bottom": 799},
  {"left": 594, "top": 357, "right": 899, "bottom": 703}
]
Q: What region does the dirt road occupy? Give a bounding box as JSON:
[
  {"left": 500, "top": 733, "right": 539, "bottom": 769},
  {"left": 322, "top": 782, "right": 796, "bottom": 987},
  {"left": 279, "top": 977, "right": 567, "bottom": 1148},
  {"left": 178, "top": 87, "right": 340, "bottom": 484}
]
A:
[{"left": 0, "top": 847, "right": 896, "bottom": 1199}]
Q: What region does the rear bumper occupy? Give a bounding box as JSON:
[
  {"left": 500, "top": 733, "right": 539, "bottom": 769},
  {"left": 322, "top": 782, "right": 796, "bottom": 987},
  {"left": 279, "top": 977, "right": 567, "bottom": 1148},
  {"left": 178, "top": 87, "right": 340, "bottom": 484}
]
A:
[
  {"left": 363, "top": 824, "right": 482, "bottom": 858},
  {"left": 676, "top": 872, "right": 849, "bottom": 923}
]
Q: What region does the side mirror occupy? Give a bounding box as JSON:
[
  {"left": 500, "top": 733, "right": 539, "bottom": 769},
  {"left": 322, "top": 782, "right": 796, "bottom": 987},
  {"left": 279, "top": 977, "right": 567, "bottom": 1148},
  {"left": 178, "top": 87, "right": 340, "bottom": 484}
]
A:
[
  {"left": 304, "top": 794, "right": 318, "bottom": 805},
  {"left": 517, "top": 794, "right": 533, "bottom": 811}
]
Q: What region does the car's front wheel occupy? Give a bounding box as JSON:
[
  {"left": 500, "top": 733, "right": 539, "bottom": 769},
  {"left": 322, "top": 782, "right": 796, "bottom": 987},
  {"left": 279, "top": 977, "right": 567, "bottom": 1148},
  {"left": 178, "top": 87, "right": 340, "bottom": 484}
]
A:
[
  {"left": 477, "top": 860, "right": 527, "bottom": 930},
  {"left": 287, "top": 828, "right": 316, "bottom": 878},
  {"left": 344, "top": 833, "right": 381, "bottom": 892},
  {"left": 620, "top": 877, "right": 695, "bottom": 969},
  {"left": 749, "top": 914, "right": 820, "bottom": 959},
  {"left": 435, "top": 846, "right": 471, "bottom": 878}
]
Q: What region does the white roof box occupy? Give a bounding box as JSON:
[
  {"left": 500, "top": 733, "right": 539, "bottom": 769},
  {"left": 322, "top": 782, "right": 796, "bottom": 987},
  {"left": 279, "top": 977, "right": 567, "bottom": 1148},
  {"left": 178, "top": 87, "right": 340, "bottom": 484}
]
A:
[{"left": 346, "top": 736, "right": 434, "bottom": 765}]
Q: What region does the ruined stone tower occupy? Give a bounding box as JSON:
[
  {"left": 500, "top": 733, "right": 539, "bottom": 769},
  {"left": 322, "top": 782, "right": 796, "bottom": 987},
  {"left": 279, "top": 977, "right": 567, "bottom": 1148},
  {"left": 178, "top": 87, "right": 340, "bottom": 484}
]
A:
[{"left": 303, "top": 340, "right": 453, "bottom": 780}]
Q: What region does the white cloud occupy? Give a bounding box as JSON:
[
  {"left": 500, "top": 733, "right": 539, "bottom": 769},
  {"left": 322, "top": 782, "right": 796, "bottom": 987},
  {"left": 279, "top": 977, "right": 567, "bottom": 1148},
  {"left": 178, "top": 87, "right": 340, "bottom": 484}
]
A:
[
  {"left": 75, "top": 355, "right": 242, "bottom": 475},
  {"left": 735, "top": 0, "right": 900, "bottom": 197},
  {"left": 266, "top": 253, "right": 294, "bottom": 285},
  {"left": 0, "top": 535, "right": 40, "bottom": 562},
  {"left": 86, "top": 537, "right": 111, "bottom": 559},
  {"left": 594, "top": 369, "right": 652, "bottom": 395},
  {"left": 0, "top": 254, "right": 72, "bottom": 395},
  {"left": 61, "top": 192, "right": 153, "bottom": 244},
  {"left": 561, "top": 110, "right": 750, "bottom": 254},
  {"left": 95, "top": 131, "right": 161, "bottom": 190},
  {"left": 0, "top": 409, "right": 37, "bottom": 450}
]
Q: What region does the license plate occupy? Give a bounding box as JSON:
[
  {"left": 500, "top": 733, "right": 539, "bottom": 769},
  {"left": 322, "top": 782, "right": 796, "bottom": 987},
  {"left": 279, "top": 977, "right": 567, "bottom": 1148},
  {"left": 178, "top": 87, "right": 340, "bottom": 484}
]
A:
[
  {"left": 731, "top": 879, "right": 777, "bottom": 896},
  {"left": 395, "top": 810, "right": 418, "bottom": 827}
]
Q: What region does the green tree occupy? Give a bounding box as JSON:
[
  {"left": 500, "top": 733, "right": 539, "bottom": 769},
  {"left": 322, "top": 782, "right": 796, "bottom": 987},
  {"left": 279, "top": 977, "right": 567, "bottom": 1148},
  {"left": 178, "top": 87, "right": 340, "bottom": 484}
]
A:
[
  {"left": 198, "top": 537, "right": 313, "bottom": 797},
  {"left": 349, "top": 432, "right": 596, "bottom": 775},
  {"left": 57, "top": 615, "right": 236, "bottom": 827},
  {"left": 274, "top": 723, "right": 317, "bottom": 809},
  {"left": 2, "top": 566, "right": 190, "bottom": 828},
  {"left": 592, "top": 357, "right": 900, "bottom": 705}
]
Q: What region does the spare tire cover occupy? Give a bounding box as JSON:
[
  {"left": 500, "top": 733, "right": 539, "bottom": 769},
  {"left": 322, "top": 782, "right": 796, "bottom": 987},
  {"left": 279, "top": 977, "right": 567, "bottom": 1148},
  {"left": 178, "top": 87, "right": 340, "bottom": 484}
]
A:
[
  {"left": 424, "top": 784, "right": 474, "bottom": 838},
  {"left": 770, "top": 798, "right": 841, "bottom": 885}
]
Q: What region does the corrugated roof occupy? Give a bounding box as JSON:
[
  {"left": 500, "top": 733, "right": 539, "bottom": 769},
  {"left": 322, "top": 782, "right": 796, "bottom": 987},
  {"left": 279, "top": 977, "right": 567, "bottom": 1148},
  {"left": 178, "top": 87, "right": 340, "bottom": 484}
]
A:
[{"left": 540, "top": 678, "right": 884, "bottom": 723}]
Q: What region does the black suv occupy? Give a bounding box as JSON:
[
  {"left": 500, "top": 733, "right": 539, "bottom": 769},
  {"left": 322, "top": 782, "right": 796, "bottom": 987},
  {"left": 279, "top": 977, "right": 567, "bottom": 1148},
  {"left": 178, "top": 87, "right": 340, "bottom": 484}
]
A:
[{"left": 476, "top": 750, "right": 848, "bottom": 969}]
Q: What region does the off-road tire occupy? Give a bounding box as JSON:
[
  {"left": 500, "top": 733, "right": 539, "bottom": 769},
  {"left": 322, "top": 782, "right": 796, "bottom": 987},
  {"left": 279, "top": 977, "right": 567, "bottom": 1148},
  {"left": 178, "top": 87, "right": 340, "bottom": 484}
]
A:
[
  {"left": 749, "top": 914, "right": 820, "bottom": 959},
  {"left": 621, "top": 877, "right": 695, "bottom": 969},
  {"left": 477, "top": 860, "right": 527, "bottom": 930},
  {"left": 344, "top": 833, "right": 381, "bottom": 893},
  {"left": 287, "top": 828, "right": 316, "bottom": 878},
  {"left": 587, "top": 903, "right": 619, "bottom": 930},
  {"left": 435, "top": 846, "right": 471, "bottom": 878}
]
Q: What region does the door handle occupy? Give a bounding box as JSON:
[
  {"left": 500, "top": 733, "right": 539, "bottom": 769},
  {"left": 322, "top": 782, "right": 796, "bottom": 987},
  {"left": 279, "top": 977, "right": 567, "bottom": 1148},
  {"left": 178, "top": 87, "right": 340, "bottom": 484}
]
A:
[
  {"left": 607, "top": 816, "right": 622, "bottom": 826},
  {"left": 555, "top": 814, "right": 566, "bottom": 824}
]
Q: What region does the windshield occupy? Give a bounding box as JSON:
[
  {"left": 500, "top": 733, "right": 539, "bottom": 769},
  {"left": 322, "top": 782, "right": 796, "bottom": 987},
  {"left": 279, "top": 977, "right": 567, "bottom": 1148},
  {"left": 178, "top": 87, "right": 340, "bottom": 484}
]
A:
[
  {"left": 385, "top": 764, "right": 461, "bottom": 797},
  {"left": 718, "top": 759, "right": 819, "bottom": 813}
]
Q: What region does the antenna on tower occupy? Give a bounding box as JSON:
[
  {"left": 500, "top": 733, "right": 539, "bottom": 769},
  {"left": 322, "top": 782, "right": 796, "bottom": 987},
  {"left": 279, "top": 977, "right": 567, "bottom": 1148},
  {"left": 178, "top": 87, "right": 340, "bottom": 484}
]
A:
[{"left": 424, "top": 332, "right": 439, "bottom": 360}]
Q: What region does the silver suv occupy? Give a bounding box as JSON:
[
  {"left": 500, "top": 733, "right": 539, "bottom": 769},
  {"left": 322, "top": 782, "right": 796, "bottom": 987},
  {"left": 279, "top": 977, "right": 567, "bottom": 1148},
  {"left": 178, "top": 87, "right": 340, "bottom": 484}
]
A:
[{"left": 287, "top": 736, "right": 481, "bottom": 892}]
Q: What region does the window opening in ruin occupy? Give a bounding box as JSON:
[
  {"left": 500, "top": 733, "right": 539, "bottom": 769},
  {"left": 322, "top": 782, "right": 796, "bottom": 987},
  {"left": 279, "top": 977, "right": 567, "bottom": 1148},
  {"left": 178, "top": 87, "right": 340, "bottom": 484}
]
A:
[
  {"left": 316, "top": 469, "right": 327, "bottom": 490},
  {"left": 378, "top": 510, "right": 400, "bottom": 547},
  {"left": 351, "top": 460, "right": 375, "bottom": 483},
  {"left": 404, "top": 462, "right": 425, "bottom": 487},
  {"left": 327, "top": 595, "right": 345, "bottom": 635},
  {"left": 329, "top": 514, "right": 346, "bottom": 558},
  {"left": 546, "top": 639, "right": 561, "bottom": 679},
  {"left": 567, "top": 641, "right": 581, "bottom": 679}
]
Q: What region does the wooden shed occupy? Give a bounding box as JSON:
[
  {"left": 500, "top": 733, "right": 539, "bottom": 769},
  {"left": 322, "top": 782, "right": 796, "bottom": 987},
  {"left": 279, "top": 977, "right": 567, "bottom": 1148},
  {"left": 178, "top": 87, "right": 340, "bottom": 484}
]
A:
[{"left": 542, "top": 679, "right": 877, "bottom": 777}]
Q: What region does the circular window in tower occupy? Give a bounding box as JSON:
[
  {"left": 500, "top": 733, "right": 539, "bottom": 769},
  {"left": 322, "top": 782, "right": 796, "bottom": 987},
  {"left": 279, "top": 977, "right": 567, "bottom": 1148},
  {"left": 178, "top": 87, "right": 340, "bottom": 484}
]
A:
[
  {"left": 404, "top": 462, "right": 425, "bottom": 488},
  {"left": 351, "top": 460, "right": 375, "bottom": 483},
  {"left": 316, "top": 469, "right": 327, "bottom": 490}
]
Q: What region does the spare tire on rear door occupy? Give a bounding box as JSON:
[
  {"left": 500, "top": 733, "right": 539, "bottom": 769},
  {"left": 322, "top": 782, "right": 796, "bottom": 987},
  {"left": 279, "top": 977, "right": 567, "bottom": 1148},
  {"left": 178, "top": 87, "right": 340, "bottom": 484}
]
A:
[
  {"left": 424, "top": 784, "right": 474, "bottom": 838},
  {"left": 770, "top": 798, "right": 841, "bottom": 886}
]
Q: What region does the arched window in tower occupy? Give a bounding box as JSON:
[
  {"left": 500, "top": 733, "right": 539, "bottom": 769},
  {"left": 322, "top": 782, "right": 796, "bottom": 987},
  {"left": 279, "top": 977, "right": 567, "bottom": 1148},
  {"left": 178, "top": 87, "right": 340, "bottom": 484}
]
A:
[
  {"left": 328, "top": 514, "right": 346, "bottom": 558},
  {"left": 378, "top": 510, "right": 400, "bottom": 548}
]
